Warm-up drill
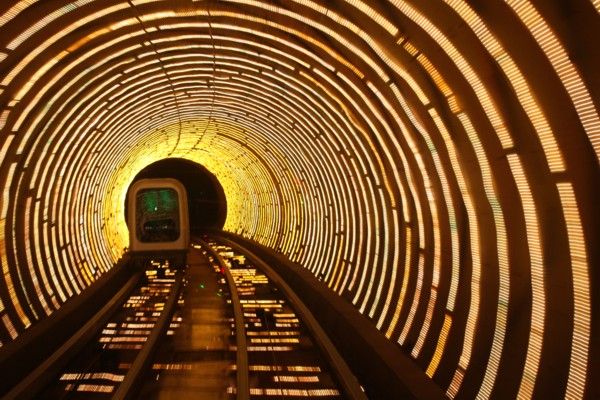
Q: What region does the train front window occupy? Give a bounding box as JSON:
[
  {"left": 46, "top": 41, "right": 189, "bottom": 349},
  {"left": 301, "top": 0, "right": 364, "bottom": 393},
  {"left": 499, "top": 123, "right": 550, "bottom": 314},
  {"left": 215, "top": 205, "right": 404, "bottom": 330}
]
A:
[{"left": 136, "top": 188, "right": 180, "bottom": 242}]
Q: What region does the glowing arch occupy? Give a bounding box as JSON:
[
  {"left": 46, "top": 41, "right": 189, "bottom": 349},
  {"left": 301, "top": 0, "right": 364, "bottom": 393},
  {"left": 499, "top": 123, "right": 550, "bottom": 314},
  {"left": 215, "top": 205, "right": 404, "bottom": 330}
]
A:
[{"left": 0, "top": 1, "right": 597, "bottom": 398}]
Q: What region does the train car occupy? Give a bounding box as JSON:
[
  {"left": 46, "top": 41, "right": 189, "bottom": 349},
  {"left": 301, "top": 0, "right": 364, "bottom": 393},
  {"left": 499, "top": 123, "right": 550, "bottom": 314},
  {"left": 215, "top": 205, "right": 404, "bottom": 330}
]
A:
[{"left": 127, "top": 178, "right": 189, "bottom": 267}]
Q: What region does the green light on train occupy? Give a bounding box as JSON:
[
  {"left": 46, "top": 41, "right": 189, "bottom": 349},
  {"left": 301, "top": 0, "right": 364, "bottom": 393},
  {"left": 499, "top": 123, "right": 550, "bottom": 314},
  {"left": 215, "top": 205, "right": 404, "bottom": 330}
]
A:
[
  {"left": 160, "top": 189, "right": 177, "bottom": 211},
  {"left": 141, "top": 189, "right": 178, "bottom": 213},
  {"left": 142, "top": 191, "right": 158, "bottom": 212}
]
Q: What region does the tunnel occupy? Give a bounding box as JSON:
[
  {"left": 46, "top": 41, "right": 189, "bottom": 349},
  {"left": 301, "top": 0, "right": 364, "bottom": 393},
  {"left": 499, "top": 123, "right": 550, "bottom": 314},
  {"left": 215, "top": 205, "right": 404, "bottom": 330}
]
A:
[{"left": 0, "top": 1, "right": 598, "bottom": 398}]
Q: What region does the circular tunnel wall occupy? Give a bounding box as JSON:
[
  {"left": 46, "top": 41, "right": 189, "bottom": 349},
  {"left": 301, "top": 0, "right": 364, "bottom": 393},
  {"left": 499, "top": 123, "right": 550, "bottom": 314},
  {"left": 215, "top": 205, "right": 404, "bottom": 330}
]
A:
[
  {"left": 0, "top": 1, "right": 598, "bottom": 398},
  {"left": 126, "top": 158, "right": 227, "bottom": 232}
]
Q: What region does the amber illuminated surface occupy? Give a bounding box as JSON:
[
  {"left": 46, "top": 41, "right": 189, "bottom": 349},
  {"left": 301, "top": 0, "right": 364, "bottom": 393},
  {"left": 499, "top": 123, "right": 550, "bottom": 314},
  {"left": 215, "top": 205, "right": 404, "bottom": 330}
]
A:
[{"left": 0, "top": 1, "right": 597, "bottom": 398}]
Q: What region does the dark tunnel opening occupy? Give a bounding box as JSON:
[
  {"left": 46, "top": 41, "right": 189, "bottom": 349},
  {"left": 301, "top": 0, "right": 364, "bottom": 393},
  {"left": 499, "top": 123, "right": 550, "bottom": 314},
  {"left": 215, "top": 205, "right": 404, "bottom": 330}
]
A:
[{"left": 125, "top": 158, "right": 227, "bottom": 233}]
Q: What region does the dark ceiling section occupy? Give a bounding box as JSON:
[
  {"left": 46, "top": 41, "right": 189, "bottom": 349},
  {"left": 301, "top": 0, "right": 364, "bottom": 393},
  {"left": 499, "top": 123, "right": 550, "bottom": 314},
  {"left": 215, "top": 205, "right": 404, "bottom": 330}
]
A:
[{"left": 129, "top": 158, "right": 227, "bottom": 232}]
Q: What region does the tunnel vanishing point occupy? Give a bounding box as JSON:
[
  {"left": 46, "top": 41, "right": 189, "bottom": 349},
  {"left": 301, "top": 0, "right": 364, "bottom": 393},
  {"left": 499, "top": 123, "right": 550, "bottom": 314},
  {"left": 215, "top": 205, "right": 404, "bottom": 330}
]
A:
[{"left": 0, "top": 1, "right": 598, "bottom": 398}]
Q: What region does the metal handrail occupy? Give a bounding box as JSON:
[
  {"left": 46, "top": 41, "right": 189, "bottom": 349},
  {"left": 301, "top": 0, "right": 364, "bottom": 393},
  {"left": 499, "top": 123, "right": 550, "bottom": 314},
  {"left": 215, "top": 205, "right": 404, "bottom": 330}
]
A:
[{"left": 196, "top": 238, "right": 250, "bottom": 400}]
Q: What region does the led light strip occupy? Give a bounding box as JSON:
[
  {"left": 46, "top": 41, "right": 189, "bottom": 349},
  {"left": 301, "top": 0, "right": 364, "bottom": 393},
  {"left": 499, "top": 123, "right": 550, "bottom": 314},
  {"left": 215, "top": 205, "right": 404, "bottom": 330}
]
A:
[{"left": 0, "top": 3, "right": 595, "bottom": 400}]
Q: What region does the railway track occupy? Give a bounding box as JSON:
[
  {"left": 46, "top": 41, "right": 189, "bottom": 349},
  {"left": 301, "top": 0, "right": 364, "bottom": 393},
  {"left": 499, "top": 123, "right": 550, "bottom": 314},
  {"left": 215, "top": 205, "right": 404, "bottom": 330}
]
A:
[{"left": 6, "top": 236, "right": 365, "bottom": 400}]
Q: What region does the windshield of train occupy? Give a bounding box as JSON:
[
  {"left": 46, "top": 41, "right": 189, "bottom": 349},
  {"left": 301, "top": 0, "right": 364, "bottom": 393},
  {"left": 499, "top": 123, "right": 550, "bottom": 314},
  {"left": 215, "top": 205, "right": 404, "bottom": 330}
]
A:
[{"left": 135, "top": 188, "right": 180, "bottom": 242}]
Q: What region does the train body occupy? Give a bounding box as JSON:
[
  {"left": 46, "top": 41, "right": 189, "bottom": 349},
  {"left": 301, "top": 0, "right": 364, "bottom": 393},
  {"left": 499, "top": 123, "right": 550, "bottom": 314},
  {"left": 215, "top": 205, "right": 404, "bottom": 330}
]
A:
[{"left": 127, "top": 178, "right": 189, "bottom": 267}]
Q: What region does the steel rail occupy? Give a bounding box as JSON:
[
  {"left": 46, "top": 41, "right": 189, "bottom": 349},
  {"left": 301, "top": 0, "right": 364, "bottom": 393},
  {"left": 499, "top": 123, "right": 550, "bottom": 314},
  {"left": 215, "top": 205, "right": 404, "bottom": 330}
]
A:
[
  {"left": 112, "top": 272, "right": 184, "bottom": 400},
  {"left": 214, "top": 235, "right": 368, "bottom": 400},
  {"left": 3, "top": 272, "right": 141, "bottom": 400},
  {"left": 196, "top": 238, "right": 250, "bottom": 400}
]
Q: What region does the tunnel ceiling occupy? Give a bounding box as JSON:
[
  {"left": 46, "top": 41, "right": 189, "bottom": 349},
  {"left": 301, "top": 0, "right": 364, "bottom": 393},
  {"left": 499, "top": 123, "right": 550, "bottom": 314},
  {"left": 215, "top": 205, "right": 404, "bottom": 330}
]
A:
[{"left": 0, "top": 0, "right": 598, "bottom": 398}]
